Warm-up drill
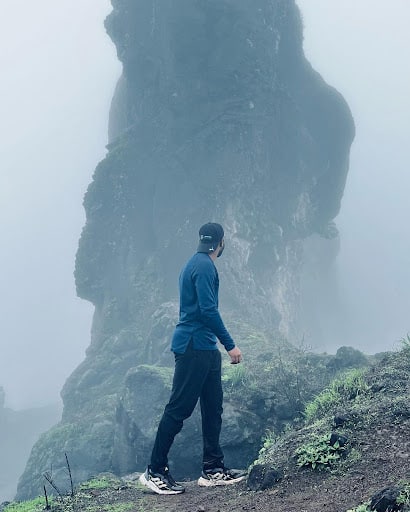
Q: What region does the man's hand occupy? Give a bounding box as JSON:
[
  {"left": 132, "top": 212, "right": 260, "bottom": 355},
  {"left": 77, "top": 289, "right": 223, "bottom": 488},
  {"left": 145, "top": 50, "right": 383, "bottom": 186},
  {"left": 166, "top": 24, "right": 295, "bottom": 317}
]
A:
[{"left": 228, "top": 346, "right": 242, "bottom": 364}]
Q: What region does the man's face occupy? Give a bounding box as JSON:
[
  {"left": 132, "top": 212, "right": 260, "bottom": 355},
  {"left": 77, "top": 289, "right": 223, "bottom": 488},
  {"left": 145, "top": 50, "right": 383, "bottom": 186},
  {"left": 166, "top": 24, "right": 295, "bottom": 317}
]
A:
[{"left": 217, "top": 238, "right": 225, "bottom": 258}]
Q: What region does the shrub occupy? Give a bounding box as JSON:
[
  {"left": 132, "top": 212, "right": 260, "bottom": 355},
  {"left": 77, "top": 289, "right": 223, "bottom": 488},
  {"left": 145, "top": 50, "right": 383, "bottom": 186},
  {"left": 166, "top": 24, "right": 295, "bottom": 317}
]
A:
[{"left": 295, "top": 434, "right": 346, "bottom": 469}]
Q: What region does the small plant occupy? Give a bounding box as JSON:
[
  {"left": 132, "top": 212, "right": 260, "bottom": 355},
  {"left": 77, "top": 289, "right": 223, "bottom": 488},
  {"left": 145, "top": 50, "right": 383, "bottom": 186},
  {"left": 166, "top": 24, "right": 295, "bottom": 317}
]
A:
[
  {"left": 397, "top": 481, "right": 410, "bottom": 506},
  {"left": 400, "top": 334, "right": 410, "bottom": 351},
  {"left": 295, "top": 434, "right": 346, "bottom": 469},
  {"left": 346, "top": 503, "right": 370, "bottom": 512},
  {"left": 258, "top": 429, "right": 276, "bottom": 457}
]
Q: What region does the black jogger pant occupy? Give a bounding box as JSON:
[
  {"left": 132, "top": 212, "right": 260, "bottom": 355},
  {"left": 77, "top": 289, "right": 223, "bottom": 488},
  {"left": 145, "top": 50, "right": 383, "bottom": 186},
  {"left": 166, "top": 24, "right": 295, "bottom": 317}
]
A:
[{"left": 150, "top": 340, "right": 224, "bottom": 472}]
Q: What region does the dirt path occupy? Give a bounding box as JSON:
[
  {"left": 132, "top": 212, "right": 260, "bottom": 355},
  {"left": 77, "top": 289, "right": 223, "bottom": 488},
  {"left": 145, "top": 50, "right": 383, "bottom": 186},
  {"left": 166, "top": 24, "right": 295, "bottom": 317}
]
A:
[
  {"left": 126, "top": 421, "right": 410, "bottom": 512},
  {"left": 44, "top": 417, "right": 410, "bottom": 512},
  {"left": 116, "top": 459, "right": 405, "bottom": 512}
]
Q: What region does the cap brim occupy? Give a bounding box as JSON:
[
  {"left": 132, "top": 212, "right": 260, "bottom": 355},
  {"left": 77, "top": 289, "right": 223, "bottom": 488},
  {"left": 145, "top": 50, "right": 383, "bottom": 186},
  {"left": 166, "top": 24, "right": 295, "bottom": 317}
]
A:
[{"left": 197, "top": 242, "right": 216, "bottom": 253}]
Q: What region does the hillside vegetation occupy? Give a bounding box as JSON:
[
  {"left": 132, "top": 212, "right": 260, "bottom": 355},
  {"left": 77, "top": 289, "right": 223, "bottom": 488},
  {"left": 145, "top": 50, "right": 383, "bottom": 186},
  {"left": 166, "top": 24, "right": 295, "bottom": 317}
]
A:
[{"left": 3, "top": 341, "right": 409, "bottom": 512}]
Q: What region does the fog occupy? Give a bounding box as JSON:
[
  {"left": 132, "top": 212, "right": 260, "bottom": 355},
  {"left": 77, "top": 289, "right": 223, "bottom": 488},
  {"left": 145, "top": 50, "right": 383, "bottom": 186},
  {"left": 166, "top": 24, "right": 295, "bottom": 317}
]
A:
[
  {"left": 0, "top": 0, "right": 120, "bottom": 409},
  {"left": 1, "top": 1, "right": 409, "bottom": 411},
  {"left": 297, "top": 0, "right": 410, "bottom": 352}
]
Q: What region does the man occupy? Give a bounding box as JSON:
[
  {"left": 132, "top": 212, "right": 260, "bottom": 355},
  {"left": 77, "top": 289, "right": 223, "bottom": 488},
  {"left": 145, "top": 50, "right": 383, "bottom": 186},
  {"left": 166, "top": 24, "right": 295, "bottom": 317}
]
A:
[{"left": 139, "top": 222, "right": 246, "bottom": 495}]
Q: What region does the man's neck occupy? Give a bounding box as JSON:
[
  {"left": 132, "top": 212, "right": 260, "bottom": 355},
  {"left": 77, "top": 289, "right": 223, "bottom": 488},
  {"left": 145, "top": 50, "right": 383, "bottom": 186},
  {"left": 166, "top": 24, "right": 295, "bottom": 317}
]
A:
[{"left": 209, "top": 250, "right": 218, "bottom": 262}]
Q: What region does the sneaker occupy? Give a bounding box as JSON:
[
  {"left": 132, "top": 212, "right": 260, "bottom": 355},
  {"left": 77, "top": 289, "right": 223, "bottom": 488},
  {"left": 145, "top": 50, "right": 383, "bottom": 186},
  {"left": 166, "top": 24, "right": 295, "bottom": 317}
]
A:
[
  {"left": 139, "top": 466, "right": 185, "bottom": 495},
  {"left": 198, "top": 466, "right": 247, "bottom": 487}
]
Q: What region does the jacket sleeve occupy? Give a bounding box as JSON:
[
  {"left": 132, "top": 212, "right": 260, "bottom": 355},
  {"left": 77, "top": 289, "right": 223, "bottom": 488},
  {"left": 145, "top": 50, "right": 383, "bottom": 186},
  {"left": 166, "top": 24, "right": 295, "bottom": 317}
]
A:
[{"left": 193, "top": 262, "right": 235, "bottom": 351}]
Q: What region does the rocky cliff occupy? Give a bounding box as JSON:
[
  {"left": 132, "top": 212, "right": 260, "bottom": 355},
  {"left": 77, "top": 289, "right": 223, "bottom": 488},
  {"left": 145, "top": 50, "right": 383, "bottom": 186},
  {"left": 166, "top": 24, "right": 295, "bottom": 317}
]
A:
[{"left": 17, "top": 0, "right": 354, "bottom": 499}]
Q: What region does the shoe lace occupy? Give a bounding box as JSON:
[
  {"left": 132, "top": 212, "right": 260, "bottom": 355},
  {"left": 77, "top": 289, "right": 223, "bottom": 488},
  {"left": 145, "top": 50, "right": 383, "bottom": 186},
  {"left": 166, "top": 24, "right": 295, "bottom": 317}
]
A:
[
  {"left": 206, "top": 469, "right": 229, "bottom": 480},
  {"left": 207, "top": 467, "right": 244, "bottom": 481},
  {"left": 149, "top": 467, "right": 173, "bottom": 489},
  {"left": 151, "top": 475, "right": 171, "bottom": 490}
]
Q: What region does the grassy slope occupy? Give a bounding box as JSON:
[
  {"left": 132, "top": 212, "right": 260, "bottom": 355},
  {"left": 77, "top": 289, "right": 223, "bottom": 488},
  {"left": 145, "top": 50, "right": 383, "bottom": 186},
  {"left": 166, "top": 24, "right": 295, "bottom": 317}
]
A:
[{"left": 3, "top": 344, "right": 410, "bottom": 512}]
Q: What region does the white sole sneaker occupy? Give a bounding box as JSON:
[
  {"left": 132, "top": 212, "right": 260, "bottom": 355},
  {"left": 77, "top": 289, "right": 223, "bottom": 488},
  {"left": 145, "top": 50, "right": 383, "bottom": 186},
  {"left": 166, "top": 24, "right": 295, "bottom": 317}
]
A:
[
  {"left": 139, "top": 472, "right": 184, "bottom": 495},
  {"left": 198, "top": 474, "right": 247, "bottom": 487}
]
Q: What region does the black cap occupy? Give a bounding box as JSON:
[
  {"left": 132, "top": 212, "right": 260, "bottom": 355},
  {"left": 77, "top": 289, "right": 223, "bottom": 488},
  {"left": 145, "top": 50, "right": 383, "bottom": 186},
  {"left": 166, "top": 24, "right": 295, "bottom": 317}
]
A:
[{"left": 197, "top": 222, "right": 224, "bottom": 253}]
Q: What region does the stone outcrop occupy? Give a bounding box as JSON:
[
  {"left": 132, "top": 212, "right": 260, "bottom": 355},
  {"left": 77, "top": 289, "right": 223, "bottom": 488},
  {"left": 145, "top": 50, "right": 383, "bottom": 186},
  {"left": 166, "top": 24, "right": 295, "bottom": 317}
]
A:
[{"left": 17, "top": 0, "right": 354, "bottom": 499}]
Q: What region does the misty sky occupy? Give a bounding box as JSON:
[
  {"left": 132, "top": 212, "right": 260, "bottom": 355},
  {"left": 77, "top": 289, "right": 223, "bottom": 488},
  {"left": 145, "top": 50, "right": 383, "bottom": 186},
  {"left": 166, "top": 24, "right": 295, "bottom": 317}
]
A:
[
  {"left": 297, "top": 0, "right": 410, "bottom": 351},
  {"left": 0, "top": 0, "right": 120, "bottom": 408},
  {"left": 1, "top": 1, "right": 409, "bottom": 409}
]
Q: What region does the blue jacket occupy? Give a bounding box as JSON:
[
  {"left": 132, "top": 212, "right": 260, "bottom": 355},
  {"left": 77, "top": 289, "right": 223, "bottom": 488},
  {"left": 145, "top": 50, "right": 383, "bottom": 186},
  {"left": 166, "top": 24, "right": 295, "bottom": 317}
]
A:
[{"left": 171, "top": 252, "right": 235, "bottom": 353}]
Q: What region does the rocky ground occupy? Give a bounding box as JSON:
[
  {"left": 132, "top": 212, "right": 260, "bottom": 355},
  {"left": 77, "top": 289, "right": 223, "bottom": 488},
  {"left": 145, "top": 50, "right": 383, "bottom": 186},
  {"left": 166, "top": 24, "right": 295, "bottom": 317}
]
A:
[
  {"left": 3, "top": 345, "right": 410, "bottom": 512},
  {"left": 5, "top": 445, "right": 408, "bottom": 512}
]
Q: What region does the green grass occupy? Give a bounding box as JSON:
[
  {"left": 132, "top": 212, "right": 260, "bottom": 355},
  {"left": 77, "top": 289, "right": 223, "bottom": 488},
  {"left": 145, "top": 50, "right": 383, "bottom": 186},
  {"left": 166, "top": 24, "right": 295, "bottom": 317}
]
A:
[
  {"left": 79, "top": 475, "right": 121, "bottom": 491},
  {"left": 222, "top": 362, "right": 249, "bottom": 387},
  {"left": 304, "top": 368, "right": 369, "bottom": 422},
  {"left": 304, "top": 387, "right": 339, "bottom": 423},
  {"left": 4, "top": 496, "right": 52, "bottom": 512}
]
